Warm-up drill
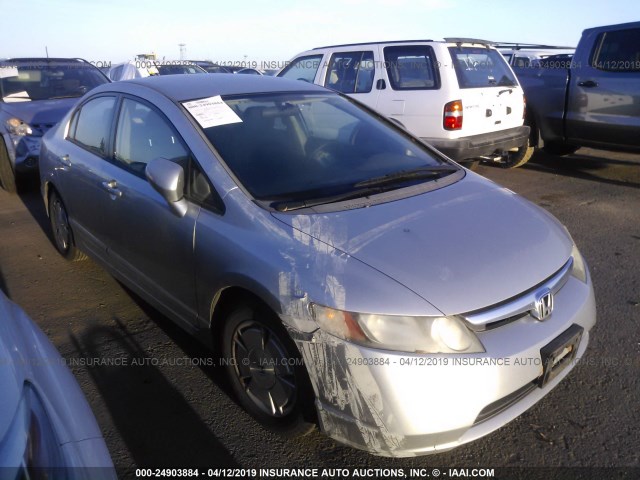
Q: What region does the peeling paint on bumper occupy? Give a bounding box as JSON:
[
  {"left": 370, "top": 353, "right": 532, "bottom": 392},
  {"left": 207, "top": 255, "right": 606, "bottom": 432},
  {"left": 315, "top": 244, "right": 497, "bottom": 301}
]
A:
[{"left": 292, "top": 276, "right": 596, "bottom": 457}]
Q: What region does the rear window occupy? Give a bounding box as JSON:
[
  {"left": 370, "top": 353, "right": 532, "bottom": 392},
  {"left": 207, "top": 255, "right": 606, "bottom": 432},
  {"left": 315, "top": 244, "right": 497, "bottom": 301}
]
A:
[
  {"left": 449, "top": 47, "right": 518, "bottom": 88},
  {"left": 383, "top": 46, "right": 439, "bottom": 90},
  {"left": 0, "top": 60, "right": 108, "bottom": 102}
]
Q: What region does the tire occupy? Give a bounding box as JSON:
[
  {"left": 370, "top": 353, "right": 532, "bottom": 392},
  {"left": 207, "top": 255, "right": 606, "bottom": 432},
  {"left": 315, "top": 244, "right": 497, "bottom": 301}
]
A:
[
  {"left": 221, "top": 301, "right": 315, "bottom": 435},
  {"left": 0, "top": 139, "right": 17, "bottom": 194},
  {"left": 461, "top": 160, "right": 480, "bottom": 171},
  {"left": 48, "top": 190, "right": 87, "bottom": 261},
  {"left": 500, "top": 140, "right": 535, "bottom": 169},
  {"left": 543, "top": 142, "right": 579, "bottom": 156}
]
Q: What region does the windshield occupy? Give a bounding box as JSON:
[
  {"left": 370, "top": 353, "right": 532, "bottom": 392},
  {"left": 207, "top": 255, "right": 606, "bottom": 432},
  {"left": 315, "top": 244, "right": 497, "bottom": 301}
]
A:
[
  {"left": 449, "top": 47, "right": 518, "bottom": 88},
  {"left": 0, "top": 60, "right": 108, "bottom": 102},
  {"left": 198, "top": 93, "right": 456, "bottom": 203}
]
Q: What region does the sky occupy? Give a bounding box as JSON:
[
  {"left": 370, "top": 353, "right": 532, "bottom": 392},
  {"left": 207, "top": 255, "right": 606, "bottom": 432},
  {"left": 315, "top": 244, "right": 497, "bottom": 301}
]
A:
[{"left": 1, "top": 0, "right": 638, "bottom": 68}]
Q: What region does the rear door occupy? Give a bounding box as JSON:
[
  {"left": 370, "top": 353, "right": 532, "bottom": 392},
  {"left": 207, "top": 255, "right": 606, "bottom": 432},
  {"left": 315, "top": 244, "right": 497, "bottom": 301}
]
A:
[
  {"left": 566, "top": 26, "right": 640, "bottom": 150},
  {"left": 376, "top": 44, "right": 441, "bottom": 137},
  {"left": 61, "top": 94, "right": 119, "bottom": 262},
  {"left": 448, "top": 45, "right": 524, "bottom": 137}
]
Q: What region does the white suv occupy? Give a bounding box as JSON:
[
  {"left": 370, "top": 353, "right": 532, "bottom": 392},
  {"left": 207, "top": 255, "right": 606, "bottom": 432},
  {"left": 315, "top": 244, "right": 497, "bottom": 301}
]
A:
[{"left": 279, "top": 39, "right": 531, "bottom": 168}]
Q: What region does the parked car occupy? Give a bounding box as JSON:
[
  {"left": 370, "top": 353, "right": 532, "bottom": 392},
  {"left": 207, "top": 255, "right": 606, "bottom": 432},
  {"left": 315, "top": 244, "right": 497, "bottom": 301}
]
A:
[
  {"left": 497, "top": 44, "right": 575, "bottom": 68},
  {"left": 514, "top": 21, "right": 640, "bottom": 156},
  {"left": 40, "top": 74, "right": 595, "bottom": 457},
  {"left": 107, "top": 60, "right": 206, "bottom": 81},
  {"left": 0, "top": 58, "right": 109, "bottom": 193},
  {"left": 0, "top": 289, "right": 115, "bottom": 477},
  {"left": 278, "top": 39, "right": 531, "bottom": 168},
  {"left": 188, "top": 60, "right": 233, "bottom": 74}
]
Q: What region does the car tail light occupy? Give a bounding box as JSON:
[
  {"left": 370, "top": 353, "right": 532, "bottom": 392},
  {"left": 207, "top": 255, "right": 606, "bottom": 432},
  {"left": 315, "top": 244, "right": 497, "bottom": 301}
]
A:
[
  {"left": 443, "top": 100, "right": 463, "bottom": 130},
  {"left": 523, "top": 96, "right": 526, "bottom": 120}
]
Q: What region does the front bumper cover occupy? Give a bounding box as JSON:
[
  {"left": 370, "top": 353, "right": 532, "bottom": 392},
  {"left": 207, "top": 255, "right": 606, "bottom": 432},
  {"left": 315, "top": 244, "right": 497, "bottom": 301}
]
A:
[{"left": 292, "top": 273, "right": 595, "bottom": 457}]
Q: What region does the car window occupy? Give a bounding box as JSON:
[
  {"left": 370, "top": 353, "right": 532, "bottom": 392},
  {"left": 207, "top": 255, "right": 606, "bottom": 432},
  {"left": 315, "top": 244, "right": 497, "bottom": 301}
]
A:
[
  {"left": 592, "top": 28, "right": 640, "bottom": 72},
  {"left": 449, "top": 47, "right": 518, "bottom": 88},
  {"left": 278, "top": 54, "right": 323, "bottom": 83},
  {"left": 70, "top": 96, "right": 116, "bottom": 156},
  {"left": 383, "top": 46, "right": 439, "bottom": 90},
  {"left": 200, "top": 93, "right": 452, "bottom": 202},
  {"left": 114, "top": 98, "right": 189, "bottom": 176},
  {"left": 325, "top": 51, "right": 375, "bottom": 93}
]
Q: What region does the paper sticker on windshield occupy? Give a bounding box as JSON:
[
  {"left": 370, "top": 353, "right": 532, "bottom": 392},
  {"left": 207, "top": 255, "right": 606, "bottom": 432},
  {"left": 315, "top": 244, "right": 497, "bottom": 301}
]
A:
[
  {"left": 182, "top": 95, "right": 242, "bottom": 128},
  {"left": 0, "top": 66, "right": 19, "bottom": 79}
]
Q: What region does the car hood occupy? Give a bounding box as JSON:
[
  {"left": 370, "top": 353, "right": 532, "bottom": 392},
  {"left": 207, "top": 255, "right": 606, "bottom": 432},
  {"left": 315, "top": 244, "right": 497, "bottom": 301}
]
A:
[
  {"left": 273, "top": 173, "right": 572, "bottom": 315},
  {"left": 1, "top": 97, "right": 79, "bottom": 126}
]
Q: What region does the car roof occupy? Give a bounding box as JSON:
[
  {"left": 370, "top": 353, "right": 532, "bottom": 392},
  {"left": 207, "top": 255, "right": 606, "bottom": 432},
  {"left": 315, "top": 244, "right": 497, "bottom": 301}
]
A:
[
  {"left": 1, "top": 57, "right": 89, "bottom": 65},
  {"left": 120, "top": 74, "right": 327, "bottom": 101}
]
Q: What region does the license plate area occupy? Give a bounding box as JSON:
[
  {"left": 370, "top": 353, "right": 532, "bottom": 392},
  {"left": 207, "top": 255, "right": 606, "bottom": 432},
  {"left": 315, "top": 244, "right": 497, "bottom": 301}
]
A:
[{"left": 537, "top": 324, "right": 584, "bottom": 388}]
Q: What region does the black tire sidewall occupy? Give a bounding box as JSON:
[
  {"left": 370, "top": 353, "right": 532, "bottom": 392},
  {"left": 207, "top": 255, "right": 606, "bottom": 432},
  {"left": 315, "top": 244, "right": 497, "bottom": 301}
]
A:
[{"left": 220, "top": 302, "right": 313, "bottom": 433}]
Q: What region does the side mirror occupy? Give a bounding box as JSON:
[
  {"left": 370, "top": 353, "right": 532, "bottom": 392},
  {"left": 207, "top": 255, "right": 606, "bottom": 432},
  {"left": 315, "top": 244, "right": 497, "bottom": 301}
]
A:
[{"left": 145, "top": 158, "right": 188, "bottom": 217}]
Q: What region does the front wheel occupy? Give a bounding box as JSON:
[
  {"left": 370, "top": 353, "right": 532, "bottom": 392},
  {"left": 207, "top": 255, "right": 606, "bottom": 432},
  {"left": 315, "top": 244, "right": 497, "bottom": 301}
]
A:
[
  {"left": 48, "top": 190, "right": 87, "bottom": 261},
  {"left": 221, "top": 302, "right": 315, "bottom": 435}
]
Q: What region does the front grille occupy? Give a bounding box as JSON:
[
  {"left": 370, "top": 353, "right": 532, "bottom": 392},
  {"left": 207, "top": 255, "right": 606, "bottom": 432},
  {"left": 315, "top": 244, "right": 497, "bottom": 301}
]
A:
[
  {"left": 473, "top": 381, "right": 537, "bottom": 425},
  {"left": 463, "top": 258, "right": 573, "bottom": 331}
]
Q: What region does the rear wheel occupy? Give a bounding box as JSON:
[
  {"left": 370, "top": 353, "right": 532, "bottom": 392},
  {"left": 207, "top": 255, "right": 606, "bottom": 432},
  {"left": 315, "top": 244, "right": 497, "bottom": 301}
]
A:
[
  {"left": 48, "top": 190, "right": 87, "bottom": 261},
  {"left": 221, "top": 301, "right": 314, "bottom": 435},
  {"left": 0, "top": 139, "right": 17, "bottom": 194},
  {"left": 461, "top": 160, "right": 480, "bottom": 171},
  {"left": 499, "top": 140, "right": 535, "bottom": 168}
]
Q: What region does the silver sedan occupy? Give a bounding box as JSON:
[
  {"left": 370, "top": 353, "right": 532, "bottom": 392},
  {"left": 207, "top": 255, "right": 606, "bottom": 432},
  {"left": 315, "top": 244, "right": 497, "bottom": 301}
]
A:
[{"left": 39, "top": 75, "right": 596, "bottom": 457}]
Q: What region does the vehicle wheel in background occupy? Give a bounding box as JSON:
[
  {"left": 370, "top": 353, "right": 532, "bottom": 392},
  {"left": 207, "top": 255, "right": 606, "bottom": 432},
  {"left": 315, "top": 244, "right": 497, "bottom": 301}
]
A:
[
  {"left": 48, "top": 190, "right": 87, "bottom": 261},
  {"left": 462, "top": 160, "right": 480, "bottom": 171},
  {"left": 0, "top": 139, "right": 17, "bottom": 194},
  {"left": 500, "top": 140, "right": 535, "bottom": 168}
]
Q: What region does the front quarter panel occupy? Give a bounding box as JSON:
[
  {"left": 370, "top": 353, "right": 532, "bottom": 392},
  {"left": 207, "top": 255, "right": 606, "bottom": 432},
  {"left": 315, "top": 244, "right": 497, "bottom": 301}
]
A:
[{"left": 194, "top": 187, "right": 440, "bottom": 334}]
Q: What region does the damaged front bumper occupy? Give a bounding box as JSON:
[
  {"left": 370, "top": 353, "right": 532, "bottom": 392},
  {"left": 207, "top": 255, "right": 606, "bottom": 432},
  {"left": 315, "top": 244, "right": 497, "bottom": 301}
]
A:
[
  {"left": 290, "top": 275, "right": 596, "bottom": 457},
  {"left": 3, "top": 132, "right": 42, "bottom": 173}
]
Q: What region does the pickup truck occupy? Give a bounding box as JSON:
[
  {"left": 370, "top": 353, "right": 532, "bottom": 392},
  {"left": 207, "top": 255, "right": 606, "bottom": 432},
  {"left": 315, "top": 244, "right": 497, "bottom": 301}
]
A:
[{"left": 512, "top": 21, "right": 640, "bottom": 163}]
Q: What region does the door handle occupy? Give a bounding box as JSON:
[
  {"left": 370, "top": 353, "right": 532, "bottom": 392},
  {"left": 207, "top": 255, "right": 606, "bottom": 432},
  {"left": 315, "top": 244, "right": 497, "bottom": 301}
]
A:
[
  {"left": 59, "top": 154, "right": 71, "bottom": 167},
  {"left": 578, "top": 80, "right": 598, "bottom": 88},
  {"left": 101, "top": 180, "right": 123, "bottom": 198},
  {"left": 376, "top": 79, "right": 386, "bottom": 90}
]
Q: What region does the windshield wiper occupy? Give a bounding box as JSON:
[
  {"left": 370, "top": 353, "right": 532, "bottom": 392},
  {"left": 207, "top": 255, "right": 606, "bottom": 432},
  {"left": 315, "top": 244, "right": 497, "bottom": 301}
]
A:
[
  {"left": 271, "top": 187, "right": 384, "bottom": 212},
  {"left": 48, "top": 94, "right": 82, "bottom": 99},
  {"left": 353, "top": 165, "right": 458, "bottom": 188}
]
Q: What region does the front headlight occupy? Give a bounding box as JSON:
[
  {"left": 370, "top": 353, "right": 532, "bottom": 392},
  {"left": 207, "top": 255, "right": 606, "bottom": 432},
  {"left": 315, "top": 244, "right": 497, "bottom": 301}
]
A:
[
  {"left": 0, "top": 383, "right": 67, "bottom": 474},
  {"left": 6, "top": 117, "right": 33, "bottom": 136},
  {"left": 312, "top": 304, "right": 485, "bottom": 354},
  {"left": 571, "top": 243, "right": 588, "bottom": 283}
]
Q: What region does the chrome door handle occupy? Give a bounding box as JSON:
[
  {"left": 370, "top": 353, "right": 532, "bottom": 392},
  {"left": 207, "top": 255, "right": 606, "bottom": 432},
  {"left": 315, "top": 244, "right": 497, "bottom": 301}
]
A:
[
  {"left": 60, "top": 154, "right": 71, "bottom": 167},
  {"left": 101, "top": 180, "right": 123, "bottom": 198}
]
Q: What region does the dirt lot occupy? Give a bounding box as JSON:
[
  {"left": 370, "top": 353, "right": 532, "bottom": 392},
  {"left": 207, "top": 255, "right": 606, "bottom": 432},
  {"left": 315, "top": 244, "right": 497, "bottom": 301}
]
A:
[{"left": 0, "top": 148, "right": 638, "bottom": 477}]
